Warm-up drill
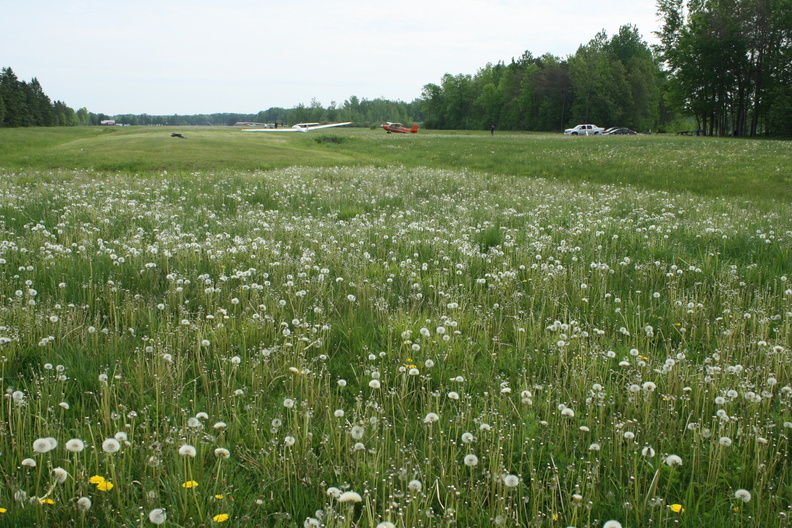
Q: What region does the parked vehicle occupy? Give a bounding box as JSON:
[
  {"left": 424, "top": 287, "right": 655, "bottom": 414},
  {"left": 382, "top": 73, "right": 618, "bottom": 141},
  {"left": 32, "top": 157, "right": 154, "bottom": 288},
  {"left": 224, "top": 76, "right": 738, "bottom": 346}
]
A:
[
  {"left": 564, "top": 124, "right": 604, "bottom": 135},
  {"left": 604, "top": 127, "right": 637, "bottom": 135}
]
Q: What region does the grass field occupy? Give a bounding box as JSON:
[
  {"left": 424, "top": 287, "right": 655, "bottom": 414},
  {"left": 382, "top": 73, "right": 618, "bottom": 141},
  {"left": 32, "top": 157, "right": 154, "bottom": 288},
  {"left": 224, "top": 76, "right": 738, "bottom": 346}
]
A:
[
  {"left": 1, "top": 126, "right": 790, "bottom": 202},
  {"left": 0, "top": 127, "right": 791, "bottom": 527}
]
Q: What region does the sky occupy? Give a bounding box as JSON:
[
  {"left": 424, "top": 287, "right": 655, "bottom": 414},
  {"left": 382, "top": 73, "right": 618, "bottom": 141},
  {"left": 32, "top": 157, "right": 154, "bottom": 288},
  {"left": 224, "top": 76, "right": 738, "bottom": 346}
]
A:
[{"left": 1, "top": 0, "right": 662, "bottom": 116}]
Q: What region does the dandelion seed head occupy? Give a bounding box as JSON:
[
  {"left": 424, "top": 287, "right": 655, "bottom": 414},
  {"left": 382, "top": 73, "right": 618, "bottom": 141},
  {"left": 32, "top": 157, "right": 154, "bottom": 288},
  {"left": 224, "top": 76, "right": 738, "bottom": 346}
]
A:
[
  {"left": 665, "top": 454, "right": 682, "bottom": 467},
  {"left": 503, "top": 474, "right": 520, "bottom": 487},
  {"left": 102, "top": 438, "right": 121, "bottom": 454},
  {"left": 351, "top": 425, "right": 365, "bottom": 440},
  {"left": 52, "top": 467, "right": 68, "bottom": 484},
  {"left": 339, "top": 491, "right": 362, "bottom": 503},
  {"left": 65, "top": 438, "right": 85, "bottom": 453},
  {"left": 149, "top": 508, "right": 168, "bottom": 524},
  {"left": 178, "top": 444, "right": 197, "bottom": 457},
  {"left": 423, "top": 412, "right": 439, "bottom": 423},
  {"left": 33, "top": 438, "right": 52, "bottom": 454},
  {"left": 326, "top": 487, "right": 342, "bottom": 499},
  {"left": 734, "top": 489, "right": 751, "bottom": 502}
]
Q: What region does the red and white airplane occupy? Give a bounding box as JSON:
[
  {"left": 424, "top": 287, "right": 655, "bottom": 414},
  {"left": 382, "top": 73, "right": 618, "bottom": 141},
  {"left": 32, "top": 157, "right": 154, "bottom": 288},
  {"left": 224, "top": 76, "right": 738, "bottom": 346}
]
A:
[
  {"left": 243, "top": 122, "right": 352, "bottom": 133},
  {"left": 382, "top": 122, "right": 419, "bottom": 134}
]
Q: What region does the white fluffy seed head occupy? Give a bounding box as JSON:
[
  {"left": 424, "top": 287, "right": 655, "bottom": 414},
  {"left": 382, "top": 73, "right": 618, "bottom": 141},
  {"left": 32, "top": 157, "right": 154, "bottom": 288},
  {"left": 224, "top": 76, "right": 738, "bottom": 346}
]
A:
[
  {"left": 338, "top": 491, "right": 362, "bottom": 503},
  {"left": 149, "top": 508, "right": 168, "bottom": 525},
  {"left": 102, "top": 438, "right": 121, "bottom": 454},
  {"left": 52, "top": 467, "right": 68, "bottom": 484},
  {"left": 33, "top": 438, "right": 51, "bottom": 454},
  {"left": 665, "top": 454, "right": 683, "bottom": 467},
  {"left": 178, "top": 444, "right": 197, "bottom": 457},
  {"left": 734, "top": 489, "right": 752, "bottom": 502},
  {"left": 503, "top": 474, "right": 520, "bottom": 487}
]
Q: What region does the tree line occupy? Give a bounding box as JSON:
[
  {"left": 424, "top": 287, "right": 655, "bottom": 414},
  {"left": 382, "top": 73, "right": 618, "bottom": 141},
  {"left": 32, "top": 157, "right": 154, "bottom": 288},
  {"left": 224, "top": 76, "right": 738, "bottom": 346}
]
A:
[
  {"left": 112, "top": 97, "right": 423, "bottom": 127},
  {"left": 3, "top": 0, "right": 790, "bottom": 136},
  {"left": 420, "top": 25, "right": 662, "bottom": 132},
  {"left": 422, "top": 0, "right": 791, "bottom": 136},
  {"left": 0, "top": 67, "right": 102, "bottom": 127}
]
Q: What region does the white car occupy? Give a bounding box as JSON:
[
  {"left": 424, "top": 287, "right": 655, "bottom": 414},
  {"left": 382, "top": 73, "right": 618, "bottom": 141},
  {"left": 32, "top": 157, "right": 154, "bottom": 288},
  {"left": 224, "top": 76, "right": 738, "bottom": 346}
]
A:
[{"left": 564, "top": 124, "right": 604, "bottom": 135}]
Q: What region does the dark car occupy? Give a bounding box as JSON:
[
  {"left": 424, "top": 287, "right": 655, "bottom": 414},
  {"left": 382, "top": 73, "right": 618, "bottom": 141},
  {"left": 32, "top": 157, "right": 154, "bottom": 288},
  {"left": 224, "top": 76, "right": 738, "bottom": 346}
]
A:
[{"left": 604, "top": 127, "right": 637, "bottom": 135}]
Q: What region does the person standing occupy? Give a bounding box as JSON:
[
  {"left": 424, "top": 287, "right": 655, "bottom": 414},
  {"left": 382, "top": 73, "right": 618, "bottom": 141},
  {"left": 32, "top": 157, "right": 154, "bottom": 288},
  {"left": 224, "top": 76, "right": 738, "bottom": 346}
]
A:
[{"left": 490, "top": 124, "right": 495, "bottom": 136}]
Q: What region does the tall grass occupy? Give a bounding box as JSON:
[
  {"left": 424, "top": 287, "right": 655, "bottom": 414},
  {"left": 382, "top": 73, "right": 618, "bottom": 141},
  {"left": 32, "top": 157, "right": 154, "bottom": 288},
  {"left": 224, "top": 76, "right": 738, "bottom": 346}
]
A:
[{"left": 0, "top": 157, "right": 790, "bottom": 526}]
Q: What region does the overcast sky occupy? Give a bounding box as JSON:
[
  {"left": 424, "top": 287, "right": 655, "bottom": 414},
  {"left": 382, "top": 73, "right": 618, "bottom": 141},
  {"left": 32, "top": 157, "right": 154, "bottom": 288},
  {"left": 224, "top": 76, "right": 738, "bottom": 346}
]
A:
[{"left": 2, "top": 0, "right": 662, "bottom": 115}]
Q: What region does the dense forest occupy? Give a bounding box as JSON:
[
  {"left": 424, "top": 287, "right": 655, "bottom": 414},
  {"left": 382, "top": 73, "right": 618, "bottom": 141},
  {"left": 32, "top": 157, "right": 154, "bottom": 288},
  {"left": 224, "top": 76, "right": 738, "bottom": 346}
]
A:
[
  {"left": 0, "top": 68, "right": 104, "bottom": 127},
  {"left": 2, "top": 0, "right": 791, "bottom": 136}
]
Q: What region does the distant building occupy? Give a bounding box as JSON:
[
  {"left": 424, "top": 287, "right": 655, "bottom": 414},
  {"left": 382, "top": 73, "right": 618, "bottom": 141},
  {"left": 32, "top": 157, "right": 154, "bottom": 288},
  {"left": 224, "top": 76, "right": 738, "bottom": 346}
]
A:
[{"left": 100, "top": 120, "right": 116, "bottom": 126}]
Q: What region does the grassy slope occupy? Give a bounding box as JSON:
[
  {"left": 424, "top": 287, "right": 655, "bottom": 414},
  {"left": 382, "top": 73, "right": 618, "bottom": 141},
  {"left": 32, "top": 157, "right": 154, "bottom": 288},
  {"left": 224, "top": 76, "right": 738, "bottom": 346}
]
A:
[
  {"left": 1, "top": 126, "right": 790, "bottom": 202},
  {"left": 0, "top": 126, "right": 355, "bottom": 172}
]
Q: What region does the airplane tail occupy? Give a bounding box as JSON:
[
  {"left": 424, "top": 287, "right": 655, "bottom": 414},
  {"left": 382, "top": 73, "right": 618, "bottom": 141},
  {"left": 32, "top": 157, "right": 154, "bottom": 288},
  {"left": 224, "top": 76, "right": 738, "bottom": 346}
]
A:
[{"left": 411, "top": 125, "right": 419, "bottom": 133}]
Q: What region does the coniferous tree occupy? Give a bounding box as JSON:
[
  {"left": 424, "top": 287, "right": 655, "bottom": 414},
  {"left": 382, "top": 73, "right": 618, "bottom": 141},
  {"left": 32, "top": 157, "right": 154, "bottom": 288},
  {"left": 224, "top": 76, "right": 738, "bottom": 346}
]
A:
[{"left": 0, "top": 67, "right": 29, "bottom": 127}]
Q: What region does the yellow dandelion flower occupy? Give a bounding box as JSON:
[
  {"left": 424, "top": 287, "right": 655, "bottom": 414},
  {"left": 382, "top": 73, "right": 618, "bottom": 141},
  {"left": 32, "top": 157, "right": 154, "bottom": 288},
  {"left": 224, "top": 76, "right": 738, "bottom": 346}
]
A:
[
  {"left": 214, "top": 494, "right": 224, "bottom": 500},
  {"left": 733, "top": 507, "right": 740, "bottom": 512},
  {"left": 40, "top": 498, "right": 55, "bottom": 505},
  {"left": 89, "top": 475, "right": 106, "bottom": 484},
  {"left": 182, "top": 480, "right": 199, "bottom": 489},
  {"left": 0, "top": 507, "right": 7, "bottom": 513},
  {"left": 96, "top": 481, "right": 114, "bottom": 491},
  {"left": 670, "top": 504, "right": 684, "bottom": 513},
  {"left": 213, "top": 513, "right": 230, "bottom": 522}
]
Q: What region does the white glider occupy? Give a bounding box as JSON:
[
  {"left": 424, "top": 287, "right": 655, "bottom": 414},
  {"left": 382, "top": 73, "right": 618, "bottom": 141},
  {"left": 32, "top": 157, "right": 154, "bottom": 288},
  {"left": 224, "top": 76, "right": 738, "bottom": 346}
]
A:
[{"left": 243, "top": 122, "right": 352, "bottom": 133}]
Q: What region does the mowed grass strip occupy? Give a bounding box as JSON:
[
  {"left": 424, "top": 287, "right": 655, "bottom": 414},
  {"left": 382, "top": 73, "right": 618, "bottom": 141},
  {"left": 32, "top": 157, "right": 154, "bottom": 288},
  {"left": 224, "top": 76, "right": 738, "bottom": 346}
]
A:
[
  {"left": 1, "top": 126, "right": 790, "bottom": 202},
  {"left": 0, "top": 126, "right": 356, "bottom": 172}
]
